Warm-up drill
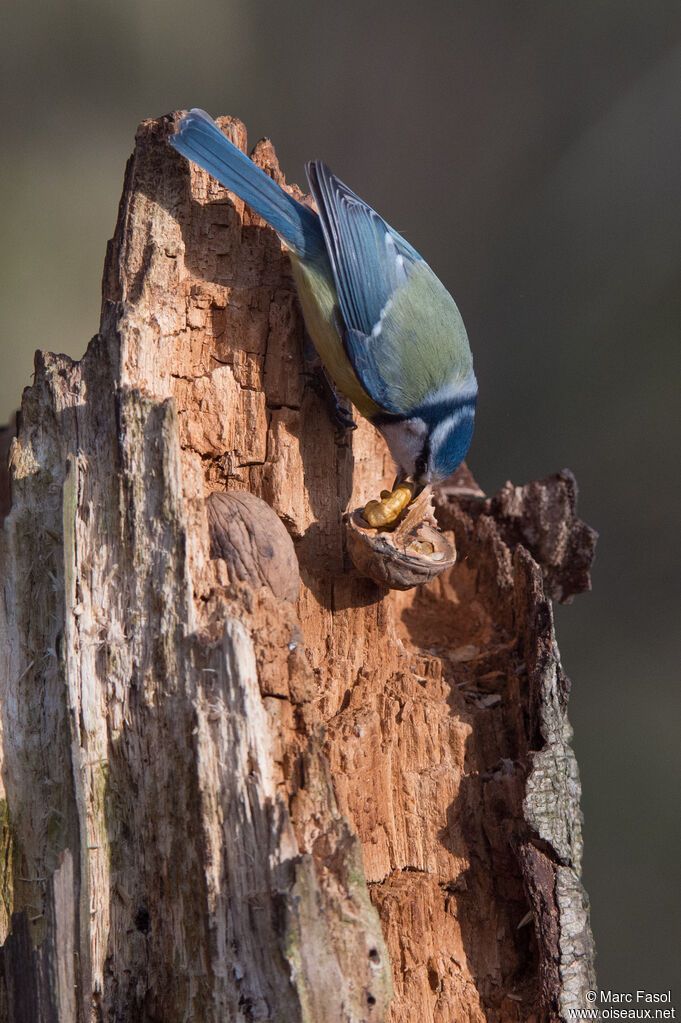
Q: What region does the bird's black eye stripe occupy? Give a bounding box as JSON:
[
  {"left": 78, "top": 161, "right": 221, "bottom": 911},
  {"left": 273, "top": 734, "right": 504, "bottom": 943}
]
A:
[
  {"left": 415, "top": 437, "right": 429, "bottom": 479},
  {"left": 370, "top": 411, "right": 408, "bottom": 426}
]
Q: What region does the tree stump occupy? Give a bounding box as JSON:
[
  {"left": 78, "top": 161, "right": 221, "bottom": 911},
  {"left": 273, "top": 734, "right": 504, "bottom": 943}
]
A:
[{"left": 0, "top": 113, "right": 597, "bottom": 1022}]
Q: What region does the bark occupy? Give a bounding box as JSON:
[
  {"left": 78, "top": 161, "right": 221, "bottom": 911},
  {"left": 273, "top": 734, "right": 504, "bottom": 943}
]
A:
[{"left": 0, "top": 113, "right": 597, "bottom": 1022}]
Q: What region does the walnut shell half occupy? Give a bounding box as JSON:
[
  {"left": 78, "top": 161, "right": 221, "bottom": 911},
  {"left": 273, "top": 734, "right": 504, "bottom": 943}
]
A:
[{"left": 346, "top": 486, "right": 456, "bottom": 590}]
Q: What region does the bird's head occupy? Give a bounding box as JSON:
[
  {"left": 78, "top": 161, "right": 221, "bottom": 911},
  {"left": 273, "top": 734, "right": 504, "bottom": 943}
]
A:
[
  {"left": 416, "top": 399, "right": 476, "bottom": 486},
  {"left": 377, "top": 391, "right": 477, "bottom": 489}
]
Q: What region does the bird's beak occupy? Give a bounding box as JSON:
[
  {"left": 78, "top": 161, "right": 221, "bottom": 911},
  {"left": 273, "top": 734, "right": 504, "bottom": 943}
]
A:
[{"left": 392, "top": 472, "right": 426, "bottom": 499}]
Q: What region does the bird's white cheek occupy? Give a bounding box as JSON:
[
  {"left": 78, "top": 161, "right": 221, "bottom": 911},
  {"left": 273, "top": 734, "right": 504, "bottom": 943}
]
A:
[{"left": 377, "top": 419, "right": 427, "bottom": 475}]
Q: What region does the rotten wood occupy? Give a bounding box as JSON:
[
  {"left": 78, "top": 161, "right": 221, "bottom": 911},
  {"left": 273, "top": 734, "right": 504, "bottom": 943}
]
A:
[{"left": 0, "top": 112, "right": 597, "bottom": 1022}]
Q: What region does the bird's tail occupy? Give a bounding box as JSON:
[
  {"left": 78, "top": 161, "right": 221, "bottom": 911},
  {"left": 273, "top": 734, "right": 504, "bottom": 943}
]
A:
[{"left": 169, "top": 108, "right": 321, "bottom": 258}]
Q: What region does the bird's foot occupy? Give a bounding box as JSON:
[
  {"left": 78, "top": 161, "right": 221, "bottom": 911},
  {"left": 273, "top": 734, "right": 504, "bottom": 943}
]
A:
[
  {"left": 306, "top": 355, "right": 357, "bottom": 436},
  {"left": 330, "top": 400, "right": 357, "bottom": 434}
]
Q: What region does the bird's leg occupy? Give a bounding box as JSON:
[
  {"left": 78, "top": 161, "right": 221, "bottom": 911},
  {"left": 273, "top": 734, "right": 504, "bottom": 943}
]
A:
[{"left": 303, "top": 336, "right": 357, "bottom": 435}]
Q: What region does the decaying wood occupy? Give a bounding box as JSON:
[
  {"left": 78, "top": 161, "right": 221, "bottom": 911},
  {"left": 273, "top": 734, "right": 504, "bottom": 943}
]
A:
[{"left": 0, "top": 113, "right": 597, "bottom": 1021}]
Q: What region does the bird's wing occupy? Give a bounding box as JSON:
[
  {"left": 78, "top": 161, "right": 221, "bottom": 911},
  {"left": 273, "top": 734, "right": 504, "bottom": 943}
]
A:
[
  {"left": 306, "top": 161, "right": 420, "bottom": 339},
  {"left": 306, "top": 162, "right": 473, "bottom": 416}
]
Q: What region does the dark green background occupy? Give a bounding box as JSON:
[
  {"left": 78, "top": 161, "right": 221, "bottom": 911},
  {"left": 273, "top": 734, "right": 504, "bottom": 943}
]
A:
[{"left": 2, "top": 0, "right": 679, "bottom": 996}]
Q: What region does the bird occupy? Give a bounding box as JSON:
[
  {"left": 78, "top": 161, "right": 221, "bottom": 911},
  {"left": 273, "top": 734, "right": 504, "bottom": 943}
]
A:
[{"left": 169, "top": 108, "right": 476, "bottom": 494}]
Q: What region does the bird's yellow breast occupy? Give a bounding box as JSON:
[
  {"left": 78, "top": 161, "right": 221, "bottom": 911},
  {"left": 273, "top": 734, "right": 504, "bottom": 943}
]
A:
[{"left": 288, "top": 252, "right": 381, "bottom": 419}]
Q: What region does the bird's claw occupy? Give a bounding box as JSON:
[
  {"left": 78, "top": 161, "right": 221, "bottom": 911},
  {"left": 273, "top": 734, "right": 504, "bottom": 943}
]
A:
[
  {"left": 332, "top": 403, "right": 357, "bottom": 434},
  {"left": 307, "top": 360, "right": 357, "bottom": 436}
]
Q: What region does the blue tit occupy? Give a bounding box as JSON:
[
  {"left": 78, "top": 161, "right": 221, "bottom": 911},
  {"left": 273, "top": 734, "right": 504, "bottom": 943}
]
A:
[{"left": 170, "top": 109, "right": 477, "bottom": 489}]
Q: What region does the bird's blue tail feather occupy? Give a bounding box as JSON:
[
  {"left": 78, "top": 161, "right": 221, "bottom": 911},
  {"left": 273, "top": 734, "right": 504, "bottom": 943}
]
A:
[{"left": 169, "top": 109, "right": 322, "bottom": 258}]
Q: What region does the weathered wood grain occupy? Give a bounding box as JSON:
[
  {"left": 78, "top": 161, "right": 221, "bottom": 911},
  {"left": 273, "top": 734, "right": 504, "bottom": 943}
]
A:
[{"left": 0, "top": 113, "right": 597, "bottom": 1022}]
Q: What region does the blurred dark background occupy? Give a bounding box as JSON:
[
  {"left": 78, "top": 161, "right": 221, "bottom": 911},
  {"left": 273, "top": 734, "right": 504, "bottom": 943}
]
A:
[{"left": 2, "top": 0, "right": 679, "bottom": 995}]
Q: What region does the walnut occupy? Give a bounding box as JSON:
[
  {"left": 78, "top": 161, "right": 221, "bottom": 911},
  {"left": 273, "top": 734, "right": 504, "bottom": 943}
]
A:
[
  {"left": 346, "top": 486, "right": 456, "bottom": 590},
  {"left": 206, "top": 490, "right": 300, "bottom": 603}
]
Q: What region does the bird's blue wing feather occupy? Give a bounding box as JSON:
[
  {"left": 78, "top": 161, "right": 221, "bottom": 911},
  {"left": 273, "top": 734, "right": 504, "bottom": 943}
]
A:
[
  {"left": 306, "top": 162, "right": 422, "bottom": 338},
  {"left": 170, "top": 109, "right": 322, "bottom": 259},
  {"left": 307, "top": 162, "right": 474, "bottom": 416},
  {"left": 342, "top": 328, "right": 405, "bottom": 415}
]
